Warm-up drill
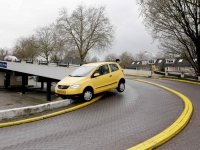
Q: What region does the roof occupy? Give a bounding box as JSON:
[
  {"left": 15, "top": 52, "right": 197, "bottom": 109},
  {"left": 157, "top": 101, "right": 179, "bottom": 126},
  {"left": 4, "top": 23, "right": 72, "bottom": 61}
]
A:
[
  {"left": 130, "top": 61, "right": 142, "bottom": 66},
  {"left": 174, "top": 58, "right": 191, "bottom": 66},
  {"left": 155, "top": 58, "right": 165, "bottom": 66}
]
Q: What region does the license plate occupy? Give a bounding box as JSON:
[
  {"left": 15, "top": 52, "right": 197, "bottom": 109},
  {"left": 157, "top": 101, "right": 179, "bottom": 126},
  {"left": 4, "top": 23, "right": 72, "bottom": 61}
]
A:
[{"left": 57, "top": 90, "right": 66, "bottom": 94}]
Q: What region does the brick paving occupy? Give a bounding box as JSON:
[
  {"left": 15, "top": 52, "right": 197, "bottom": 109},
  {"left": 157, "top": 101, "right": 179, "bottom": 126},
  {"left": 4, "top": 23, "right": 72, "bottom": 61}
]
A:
[
  {"left": 0, "top": 79, "right": 183, "bottom": 150},
  {"left": 140, "top": 78, "right": 200, "bottom": 150}
]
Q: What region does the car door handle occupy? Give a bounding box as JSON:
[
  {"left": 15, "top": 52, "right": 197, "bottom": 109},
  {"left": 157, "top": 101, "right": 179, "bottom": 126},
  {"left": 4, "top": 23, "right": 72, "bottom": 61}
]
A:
[{"left": 109, "top": 75, "right": 112, "bottom": 77}]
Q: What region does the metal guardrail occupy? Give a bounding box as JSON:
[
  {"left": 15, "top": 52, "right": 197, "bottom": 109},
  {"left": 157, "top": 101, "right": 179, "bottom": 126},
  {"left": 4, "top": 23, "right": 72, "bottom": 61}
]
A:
[
  {"left": 184, "top": 74, "right": 198, "bottom": 80},
  {"left": 26, "top": 60, "right": 33, "bottom": 64},
  {"left": 154, "top": 70, "right": 199, "bottom": 80},
  {"left": 168, "top": 73, "right": 181, "bottom": 78},
  {"left": 154, "top": 70, "right": 165, "bottom": 75}
]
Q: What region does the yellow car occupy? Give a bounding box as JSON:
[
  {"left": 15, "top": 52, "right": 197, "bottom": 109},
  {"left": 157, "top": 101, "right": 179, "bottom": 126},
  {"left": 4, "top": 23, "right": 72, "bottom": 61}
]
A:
[{"left": 55, "top": 62, "right": 125, "bottom": 101}]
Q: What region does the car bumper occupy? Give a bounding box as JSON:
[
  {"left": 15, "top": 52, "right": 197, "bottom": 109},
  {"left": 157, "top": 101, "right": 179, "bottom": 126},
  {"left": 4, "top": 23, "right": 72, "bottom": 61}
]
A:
[{"left": 55, "top": 93, "right": 82, "bottom": 99}]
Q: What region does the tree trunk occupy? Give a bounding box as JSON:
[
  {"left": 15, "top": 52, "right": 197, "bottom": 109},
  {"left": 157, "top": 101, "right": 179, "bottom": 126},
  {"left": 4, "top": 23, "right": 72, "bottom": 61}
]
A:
[{"left": 196, "top": 39, "right": 200, "bottom": 75}]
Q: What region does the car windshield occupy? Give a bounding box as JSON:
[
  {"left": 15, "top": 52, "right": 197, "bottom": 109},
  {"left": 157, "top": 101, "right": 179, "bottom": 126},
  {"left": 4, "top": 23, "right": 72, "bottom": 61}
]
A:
[{"left": 70, "top": 66, "right": 96, "bottom": 77}]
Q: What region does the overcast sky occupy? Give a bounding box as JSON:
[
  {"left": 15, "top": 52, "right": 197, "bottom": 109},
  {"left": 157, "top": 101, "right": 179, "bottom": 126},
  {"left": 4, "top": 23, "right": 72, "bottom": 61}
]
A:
[{"left": 0, "top": 0, "right": 160, "bottom": 60}]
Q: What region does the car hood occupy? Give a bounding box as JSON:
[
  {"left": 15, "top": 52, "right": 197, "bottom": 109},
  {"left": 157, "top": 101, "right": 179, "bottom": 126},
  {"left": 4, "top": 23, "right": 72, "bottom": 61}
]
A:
[{"left": 58, "top": 76, "right": 86, "bottom": 85}]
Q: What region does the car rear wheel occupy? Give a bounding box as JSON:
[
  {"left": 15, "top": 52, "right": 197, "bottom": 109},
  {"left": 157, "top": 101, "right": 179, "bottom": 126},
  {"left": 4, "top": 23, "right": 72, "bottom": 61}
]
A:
[
  {"left": 82, "top": 88, "right": 93, "bottom": 102},
  {"left": 117, "top": 81, "right": 125, "bottom": 92}
]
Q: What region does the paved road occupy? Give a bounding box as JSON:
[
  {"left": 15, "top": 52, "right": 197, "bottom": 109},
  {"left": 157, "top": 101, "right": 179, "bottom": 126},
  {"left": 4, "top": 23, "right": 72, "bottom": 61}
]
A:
[
  {"left": 0, "top": 79, "right": 58, "bottom": 110},
  {"left": 0, "top": 78, "right": 184, "bottom": 150},
  {"left": 137, "top": 77, "right": 200, "bottom": 150}
]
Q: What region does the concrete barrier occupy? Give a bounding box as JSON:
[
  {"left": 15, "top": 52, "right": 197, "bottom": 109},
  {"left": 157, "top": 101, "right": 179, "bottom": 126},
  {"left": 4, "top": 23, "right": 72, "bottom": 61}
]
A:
[{"left": 0, "top": 99, "right": 73, "bottom": 120}]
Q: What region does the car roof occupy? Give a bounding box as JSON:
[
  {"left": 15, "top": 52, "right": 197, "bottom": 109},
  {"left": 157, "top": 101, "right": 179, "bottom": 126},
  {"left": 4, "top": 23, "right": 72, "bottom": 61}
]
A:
[{"left": 83, "top": 62, "right": 117, "bottom": 66}]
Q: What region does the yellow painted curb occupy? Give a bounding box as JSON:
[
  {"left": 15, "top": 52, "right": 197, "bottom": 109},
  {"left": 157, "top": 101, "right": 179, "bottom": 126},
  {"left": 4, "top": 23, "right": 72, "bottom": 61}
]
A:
[
  {"left": 127, "top": 79, "right": 193, "bottom": 150},
  {"left": 0, "top": 94, "right": 104, "bottom": 128},
  {"left": 161, "top": 78, "right": 200, "bottom": 85},
  {"left": 125, "top": 73, "right": 150, "bottom": 78}
]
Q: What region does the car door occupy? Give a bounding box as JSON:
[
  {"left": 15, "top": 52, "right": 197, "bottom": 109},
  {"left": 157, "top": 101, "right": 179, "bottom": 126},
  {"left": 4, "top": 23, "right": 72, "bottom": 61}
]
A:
[
  {"left": 108, "top": 63, "right": 120, "bottom": 88},
  {"left": 92, "top": 64, "right": 112, "bottom": 93}
]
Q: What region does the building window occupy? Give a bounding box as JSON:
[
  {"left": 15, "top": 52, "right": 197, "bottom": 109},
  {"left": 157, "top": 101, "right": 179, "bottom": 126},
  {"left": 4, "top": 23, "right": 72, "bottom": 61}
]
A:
[
  {"left": 166, "top": 59, "right": 175, "bottom": 64},
  {"left": 148, "top": 60, "right": 155, "bottom": 64},
  {"left": 109, "top": 64, "right": 119, "bottom": 72},
  {"left": 158, "top": 60, "right": 162, "bottom": 63}
]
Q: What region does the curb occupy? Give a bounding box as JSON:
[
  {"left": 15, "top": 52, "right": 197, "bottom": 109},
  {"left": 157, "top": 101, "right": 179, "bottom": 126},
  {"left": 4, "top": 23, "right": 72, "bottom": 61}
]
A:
[
  {"left": 0, "top": 94, "right": 104, "bottom": 128},
  {"left": 125, "top": 73, "right": 150, "bottom": 78},
  {"left": 127, "top": 79, "right": 193, "bottom": 150},
  {"left": 0, "top": 99, "right": 73, "bottom": 121},
  {"left": 161, "top": 78, "right": 200, "bottom": 85}
]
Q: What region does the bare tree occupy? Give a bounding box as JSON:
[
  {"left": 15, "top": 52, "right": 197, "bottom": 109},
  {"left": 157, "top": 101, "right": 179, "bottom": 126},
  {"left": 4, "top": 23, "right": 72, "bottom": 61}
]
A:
[
  {"left": 50, "top": 39, "right": 66, "bottom": 61},
  {"left": 155, "top": 51, "right": 166, "bottom": 59},
  {"left": 0, "top": 48, "right": 9, "bottom": 60},
  {"left": 134, "top": 51, "right": 148, "bottom": 61},
  {"left": 104, "top": 53, "right": 118, "bottom": 62},
  {"left": 137, "top": 0, "right": 200, "bottom": 74},
  {"left": 12, "top": 36, "right": 38, "bottom": 60},
  {"left": 119, "top": 51, "right": 134, "bottom": 67},
  {"left": 57, "top": 4, "right": 115, "bottom": 64},
  {"left": 90, "top": 56, "right": 100, "bottom": 62},
  {"left": 34, "top": 24, "right": 60, "bottom": 62}
]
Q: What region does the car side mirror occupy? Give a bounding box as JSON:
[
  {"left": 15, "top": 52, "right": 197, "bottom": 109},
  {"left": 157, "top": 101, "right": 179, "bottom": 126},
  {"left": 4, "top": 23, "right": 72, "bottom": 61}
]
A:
[{"left": 93, "top": 72, "right": 100, "bottom": 77}]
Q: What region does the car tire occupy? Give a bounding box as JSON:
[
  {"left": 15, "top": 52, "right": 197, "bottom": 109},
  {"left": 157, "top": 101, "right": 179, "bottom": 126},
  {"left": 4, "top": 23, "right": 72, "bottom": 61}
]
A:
[
  {"left": 117, "top": 81, "right": 125, "bottom": 92},
  {"left": 82, "top": 88, "right": 93, "bottom": 102}
]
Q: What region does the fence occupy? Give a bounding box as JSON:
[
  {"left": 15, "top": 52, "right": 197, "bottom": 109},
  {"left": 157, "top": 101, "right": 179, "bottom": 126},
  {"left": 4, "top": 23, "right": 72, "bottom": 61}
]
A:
[{"left": 123, "top": 69, "right": 200, "bottom": 81}]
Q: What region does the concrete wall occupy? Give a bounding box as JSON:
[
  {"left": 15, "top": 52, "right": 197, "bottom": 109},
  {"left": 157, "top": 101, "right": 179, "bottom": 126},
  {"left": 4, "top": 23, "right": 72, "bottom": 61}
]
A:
[
  {"left": 0, "top": 72, "right": 22, "bottom": 86},
  {"left": 123, "top": 69, "right": 151, "bottom": 76},
  {"left": 10, "top": 73, "right": 22, "bottom": 86}
]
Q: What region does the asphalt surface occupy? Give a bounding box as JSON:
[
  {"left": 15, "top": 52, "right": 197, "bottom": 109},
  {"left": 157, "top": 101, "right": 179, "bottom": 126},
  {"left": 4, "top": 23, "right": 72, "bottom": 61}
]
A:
[
  {"left": 0, "top": 79, "right": 58, "bottom": 111},
  {"left": 0, "top": 77, "right": 188, "bottom": 150}
]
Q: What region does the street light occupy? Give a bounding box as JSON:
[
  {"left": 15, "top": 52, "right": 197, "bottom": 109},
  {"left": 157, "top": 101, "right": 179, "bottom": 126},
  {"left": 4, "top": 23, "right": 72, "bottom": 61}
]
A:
[{"left": 145, "top": 51, "right": 153, "bottom": 77}]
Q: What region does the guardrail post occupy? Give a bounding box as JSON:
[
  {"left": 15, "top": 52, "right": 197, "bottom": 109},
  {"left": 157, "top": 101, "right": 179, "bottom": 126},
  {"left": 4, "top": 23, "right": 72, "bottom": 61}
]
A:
[
  {"left": 165, "top": 71, "right": 168, "bottom": 77},
  {"left": 181, "top": 72, "right": 184, "bottom": 78}
]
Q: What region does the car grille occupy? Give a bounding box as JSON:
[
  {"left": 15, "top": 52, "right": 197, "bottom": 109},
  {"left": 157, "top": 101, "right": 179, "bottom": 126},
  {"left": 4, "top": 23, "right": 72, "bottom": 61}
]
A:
[{"left": 58, "top": 85, "right": 69, "bottom": 89}]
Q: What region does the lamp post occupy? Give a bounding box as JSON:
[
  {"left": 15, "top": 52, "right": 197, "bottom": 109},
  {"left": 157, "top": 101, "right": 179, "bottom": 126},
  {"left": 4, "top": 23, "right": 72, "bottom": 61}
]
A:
[{"left": 145, "top": 51, "right": 153, "bottom": 77}]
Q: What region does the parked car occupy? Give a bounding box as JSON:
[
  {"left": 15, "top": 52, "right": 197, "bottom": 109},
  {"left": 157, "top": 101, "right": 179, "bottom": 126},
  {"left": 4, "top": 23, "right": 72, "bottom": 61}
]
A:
[
  {"left": 4, "top": 55, "right": 19, "bottom": 61},
  {"left": 55, "top": 62, "right": 125, "bottom": 101}
]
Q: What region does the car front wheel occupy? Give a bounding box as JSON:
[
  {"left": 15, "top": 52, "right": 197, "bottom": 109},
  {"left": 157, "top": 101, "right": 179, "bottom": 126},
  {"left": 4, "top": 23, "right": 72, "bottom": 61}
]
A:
[
  {"left": 117, "top": 81, "right": 125, "bottom": 92},
  {"left": 82, "top": 88, "right": 93, "bottom": 102}
]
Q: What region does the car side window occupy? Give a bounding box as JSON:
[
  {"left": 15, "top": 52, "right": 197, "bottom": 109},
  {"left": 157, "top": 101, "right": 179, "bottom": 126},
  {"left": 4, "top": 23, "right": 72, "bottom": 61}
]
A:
[
  {"left": 94, "top": 65, "right": 110, "bottom": 76},
  {"left": 101, "top": 65, "right": 109, "bottom": 75},
  {"left": 109, "top": 64, "right": 119, "bottom": 72}
]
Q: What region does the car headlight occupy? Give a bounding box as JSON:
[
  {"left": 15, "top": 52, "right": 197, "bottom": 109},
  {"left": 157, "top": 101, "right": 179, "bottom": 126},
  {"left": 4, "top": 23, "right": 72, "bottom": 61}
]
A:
[{"left": 70, "top": 84, "right": 81, "bottom": 89}]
